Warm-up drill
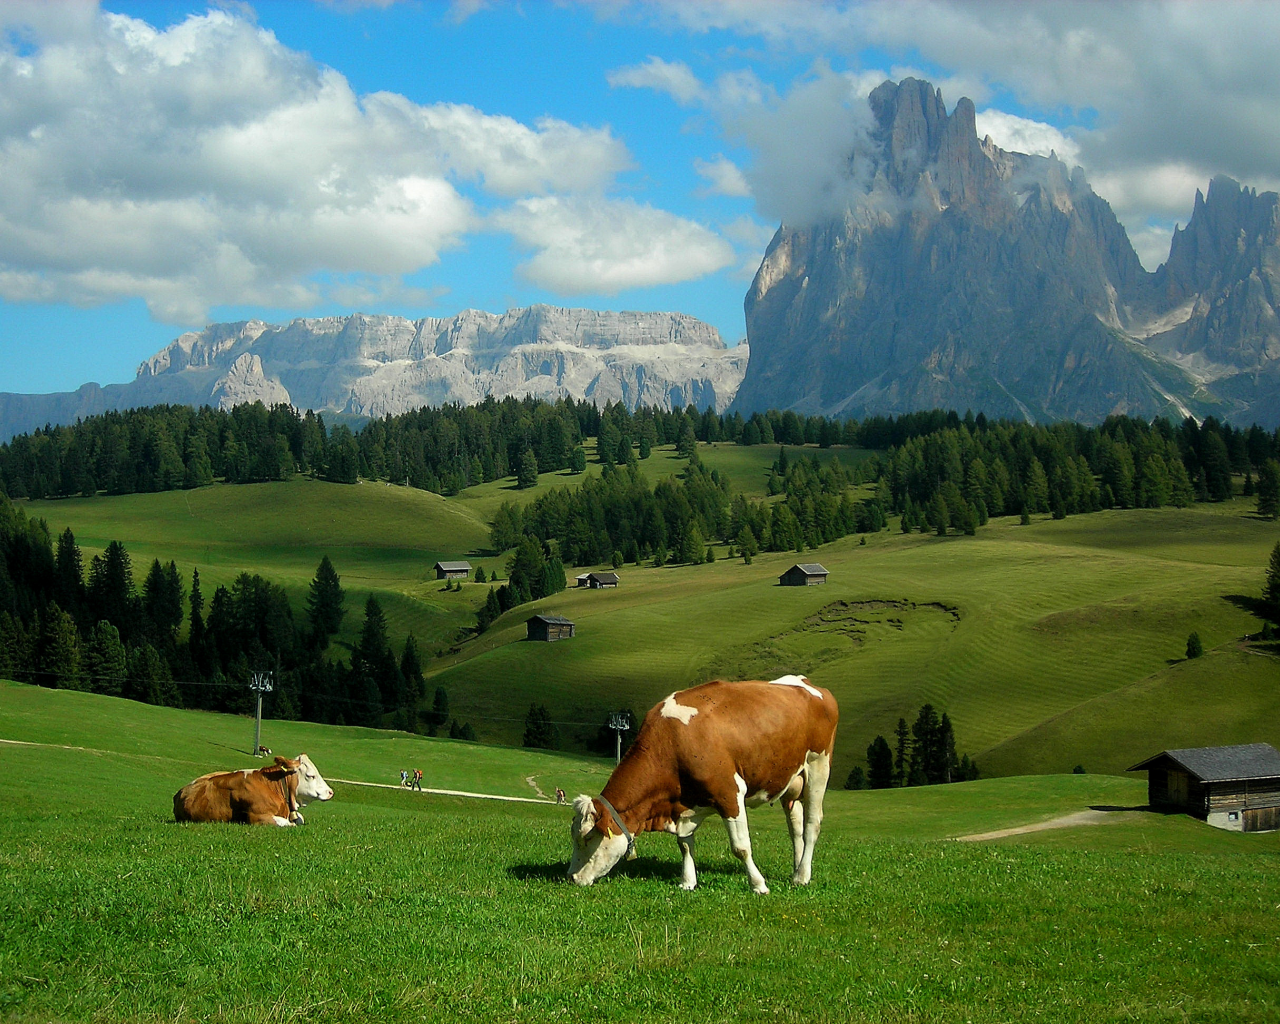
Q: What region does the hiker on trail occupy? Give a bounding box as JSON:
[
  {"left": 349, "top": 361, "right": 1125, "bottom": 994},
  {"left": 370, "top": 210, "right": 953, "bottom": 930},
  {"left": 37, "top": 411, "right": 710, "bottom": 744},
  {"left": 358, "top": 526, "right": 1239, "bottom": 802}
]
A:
[
  {"left": 412, "top": 769, "right": 422, "bottom": 791},
  {"left": 555, "top": 787, "right": 566, "bottom": 805},
  {"left": 400, "top": 770, "right": 409, "bottom": 787}
]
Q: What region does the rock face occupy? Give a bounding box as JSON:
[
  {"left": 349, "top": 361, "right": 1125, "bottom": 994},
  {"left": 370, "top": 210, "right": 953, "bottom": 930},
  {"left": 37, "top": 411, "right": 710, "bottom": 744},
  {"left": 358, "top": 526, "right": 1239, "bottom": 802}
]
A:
[
  {"left": 0, "top": 306, "right": 746, "bottom": 440},
  {"left": 734, "top": 77, "right": 1280, "bottom": 426}
]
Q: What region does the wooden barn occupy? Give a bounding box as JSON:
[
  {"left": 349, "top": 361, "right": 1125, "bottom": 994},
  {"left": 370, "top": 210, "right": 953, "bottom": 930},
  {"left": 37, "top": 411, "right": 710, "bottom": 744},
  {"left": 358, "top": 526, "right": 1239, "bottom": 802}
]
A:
[
  {"left": 779, "top": 563, "right": 829, "bottom": 586},
  {"left": 434, "top": 561, "right": 472, "bottom": 580},
  {"left": 576, "top": 571, "right": 619, "bottom": 589},
  {"left": 1127, "top": 743, "right": 1280, "bottom": 832},
  {"left": 527, "top": 614, "right": 575, "bottom": 642}
]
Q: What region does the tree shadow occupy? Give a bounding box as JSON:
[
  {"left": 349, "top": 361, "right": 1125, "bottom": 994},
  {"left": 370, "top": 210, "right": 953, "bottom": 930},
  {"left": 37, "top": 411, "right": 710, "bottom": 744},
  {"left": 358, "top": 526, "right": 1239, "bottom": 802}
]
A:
[
  {"left": 1224, "top": 594, "right": 1275, "bottom": 622},
  {"left": 1089, "top": 804, "right": 1152, "bottom": 813}
]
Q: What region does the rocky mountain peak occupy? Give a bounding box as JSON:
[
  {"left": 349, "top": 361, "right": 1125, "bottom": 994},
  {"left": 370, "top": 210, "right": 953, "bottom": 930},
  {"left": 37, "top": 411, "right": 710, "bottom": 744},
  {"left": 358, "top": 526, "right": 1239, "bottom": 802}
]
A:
[{"left": 734, "top": 75, "right": 1280, "bottom": 427}]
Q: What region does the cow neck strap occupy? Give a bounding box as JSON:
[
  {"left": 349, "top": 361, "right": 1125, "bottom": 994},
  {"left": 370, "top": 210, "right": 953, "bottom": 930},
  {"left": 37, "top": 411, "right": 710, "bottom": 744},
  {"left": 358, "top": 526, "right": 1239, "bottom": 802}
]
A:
[{"left": 596, "top": 794, "right": 634, "bottom": 858}]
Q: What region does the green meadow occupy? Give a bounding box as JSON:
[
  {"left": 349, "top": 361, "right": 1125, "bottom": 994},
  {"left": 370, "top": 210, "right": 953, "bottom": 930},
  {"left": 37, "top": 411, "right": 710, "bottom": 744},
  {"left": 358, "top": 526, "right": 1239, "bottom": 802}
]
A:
[
  {"left": 23, "top": 444, "right": 1280, "bottom": 781},
  {"left": 2, "top": 685, "right": 1278, "bottom": 1024}
]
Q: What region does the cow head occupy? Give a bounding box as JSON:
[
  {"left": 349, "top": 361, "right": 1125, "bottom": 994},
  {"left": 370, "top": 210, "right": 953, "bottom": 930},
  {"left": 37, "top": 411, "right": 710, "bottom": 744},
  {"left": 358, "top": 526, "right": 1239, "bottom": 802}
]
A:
[
  {"left": 285, "top": 754, "right": 334, "bottom": 805},
  {"left": 568, "top": 795, "right": 629, "bottom": 886}
]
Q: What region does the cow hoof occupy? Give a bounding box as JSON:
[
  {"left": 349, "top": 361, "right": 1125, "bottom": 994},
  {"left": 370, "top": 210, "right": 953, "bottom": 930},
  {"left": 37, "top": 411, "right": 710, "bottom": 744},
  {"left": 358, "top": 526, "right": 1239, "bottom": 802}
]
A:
[
  {"left": 792, "top": 874, "right": 810, "bottom": 885},
  {"left": 752, "top": 883, "right": 770, "bottom": 895},
  {"left": 679, "top": 881, "right": 697, "bottom": 891}
]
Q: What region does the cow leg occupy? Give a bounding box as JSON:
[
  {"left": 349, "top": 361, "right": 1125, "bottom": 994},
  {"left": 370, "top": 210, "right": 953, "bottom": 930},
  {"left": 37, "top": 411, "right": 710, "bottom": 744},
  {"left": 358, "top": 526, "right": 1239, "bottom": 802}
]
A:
[
  {"left": 782, "top": 797, "right": 805, "bottom": 875},
  {"left": 675, "top": 810, "right": 709, "bottom": 890},
  {"left": 794, "top": 750, "right": 831, "bottom": 885},
  {"left": 247, "top": 812, "right": 294, "bottom": 826},
  {"left": 724, "top": 774, "right": 769, "bottom": 894}
]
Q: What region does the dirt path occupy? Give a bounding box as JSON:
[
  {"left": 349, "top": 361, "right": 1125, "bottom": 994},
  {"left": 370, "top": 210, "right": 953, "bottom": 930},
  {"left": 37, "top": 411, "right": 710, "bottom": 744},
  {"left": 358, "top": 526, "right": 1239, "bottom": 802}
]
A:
[
  {"left": 524, "top": 775, "right": 548, "bottom": 800},
  {"left": 954, "top": 808, "right": 1131, "bottom": 842}
]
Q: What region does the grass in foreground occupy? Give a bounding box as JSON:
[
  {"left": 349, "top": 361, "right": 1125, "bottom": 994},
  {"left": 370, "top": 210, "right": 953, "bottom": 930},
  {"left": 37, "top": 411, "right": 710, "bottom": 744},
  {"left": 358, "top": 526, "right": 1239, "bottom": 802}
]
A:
[{"left": 1, "top": 699, "right": 1278, "bottom": 1024}]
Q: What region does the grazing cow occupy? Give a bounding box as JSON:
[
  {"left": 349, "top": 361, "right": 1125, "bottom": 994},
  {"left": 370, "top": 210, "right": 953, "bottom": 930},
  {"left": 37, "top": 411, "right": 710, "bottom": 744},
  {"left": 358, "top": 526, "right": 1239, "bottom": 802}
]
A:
[
  {"left": 173, "top": 754, "right": 334, "bottom": 826},
  {"left": 569, "top": 675, "right": 838, "bottom": 893}
]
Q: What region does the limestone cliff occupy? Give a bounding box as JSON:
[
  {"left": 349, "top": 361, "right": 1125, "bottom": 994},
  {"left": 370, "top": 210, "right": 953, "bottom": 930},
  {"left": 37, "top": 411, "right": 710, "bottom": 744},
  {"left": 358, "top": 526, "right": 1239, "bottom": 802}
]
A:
[{"left": 0, "top": 306, "right": 746, "bottom": 440}]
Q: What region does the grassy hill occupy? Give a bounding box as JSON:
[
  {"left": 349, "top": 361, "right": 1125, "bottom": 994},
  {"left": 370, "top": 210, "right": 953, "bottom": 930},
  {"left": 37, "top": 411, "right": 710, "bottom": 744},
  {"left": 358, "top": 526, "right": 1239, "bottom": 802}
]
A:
[
  {"left": 23, "top": 445, "right": 1280, "bottom": 781},
  {"left": 1, "top": 684, "right": 1278, "bottom": 1023}
]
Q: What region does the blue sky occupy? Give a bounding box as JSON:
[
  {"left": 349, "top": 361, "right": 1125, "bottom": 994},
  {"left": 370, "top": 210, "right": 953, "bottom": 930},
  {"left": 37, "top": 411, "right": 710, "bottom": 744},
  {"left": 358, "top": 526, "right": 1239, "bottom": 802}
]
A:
[{"left": 2, "top": 1, "right": 1278, "bottom": 394}]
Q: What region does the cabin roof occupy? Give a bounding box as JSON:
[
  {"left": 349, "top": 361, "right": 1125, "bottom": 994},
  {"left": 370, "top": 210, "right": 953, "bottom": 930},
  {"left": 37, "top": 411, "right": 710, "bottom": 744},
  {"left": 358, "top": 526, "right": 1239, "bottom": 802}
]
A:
[
  {"left": 785, "top": 563, "right": 829, "bottom": 575},
  {"left": 1127, "top": 743, "right": 1280, "bottom": 783},
  {"left": 434, "top": 561, "right": 472, "bottom": 571},
  {"left": 529, "top": 614, "right": 574, "bottom": 626},
  {"left": 588, "top": 571, "right": 620, "bottom": 583}
]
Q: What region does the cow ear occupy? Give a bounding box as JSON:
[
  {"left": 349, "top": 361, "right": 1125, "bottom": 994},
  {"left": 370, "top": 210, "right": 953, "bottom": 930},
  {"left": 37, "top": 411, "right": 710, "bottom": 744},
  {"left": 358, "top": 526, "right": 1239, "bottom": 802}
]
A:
[
  {"left": 273, "top": 756, "right": 298, "bottom": 774},
  {"left": 572, "top": 795, "right": 597, "bottom": 837}
]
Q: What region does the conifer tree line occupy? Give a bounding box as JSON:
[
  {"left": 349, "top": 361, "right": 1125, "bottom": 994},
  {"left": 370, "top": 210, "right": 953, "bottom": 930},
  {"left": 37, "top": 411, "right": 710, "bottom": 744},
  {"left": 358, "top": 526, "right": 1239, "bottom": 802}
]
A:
[
  {"left": 0, "top": 498, "right": 475, "bottom": 735},
  {"left": 848, "top": 705, "right": 979, "bottom": 790},
  {"left": 3, "top": 394, "right": 1278, "bottom": 523}
]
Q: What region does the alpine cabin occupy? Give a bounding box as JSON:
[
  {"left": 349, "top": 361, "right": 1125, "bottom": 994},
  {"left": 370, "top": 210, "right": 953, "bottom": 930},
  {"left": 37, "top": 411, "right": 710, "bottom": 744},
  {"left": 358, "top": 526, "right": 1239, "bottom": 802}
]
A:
[
  {"left": 434, "top": 561, "right": 472, "bottom": 580},
  {"left": 779, "top": 563, "right": 829, "bottom": 586},
  {"left": 1128, "top": 743, "right": 1280, "bottom": 832},
  {"left": 527, "top": 614, "right": 575, "bottom": 642}
]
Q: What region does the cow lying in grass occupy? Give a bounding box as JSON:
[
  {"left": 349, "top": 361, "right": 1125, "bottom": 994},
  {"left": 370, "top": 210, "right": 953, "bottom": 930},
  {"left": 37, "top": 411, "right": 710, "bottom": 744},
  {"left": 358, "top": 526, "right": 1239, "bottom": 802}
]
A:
[
  {"left": 570, "top": 676, "right": 838, "bottom": 893},
  {"left": 173, "top": 754, "right": 333, "bottom": 826}
]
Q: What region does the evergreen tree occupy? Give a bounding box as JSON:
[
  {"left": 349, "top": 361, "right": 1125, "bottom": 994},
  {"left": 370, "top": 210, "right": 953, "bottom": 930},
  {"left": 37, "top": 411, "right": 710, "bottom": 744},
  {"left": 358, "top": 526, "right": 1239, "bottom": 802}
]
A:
[
  {"left": 844, "top": 766, "right": 868, "bottom": 790},
  {"left": 87, "top": 541, "right": 136, "bottom": 641},
  {"left": 1265, "top": 541, "right": 1280, "bottom": 608},
  {"left": 474, "top": 566, "right": 486, "bottom": 584},
  {"left": 476, "top": 586, "right": 501, "bottom": 632},
  {"left": 427, "top": 686, "right": 450, "bottom": 736},
  {"left": 866, "top": 735, "right": 894, "bottom": 789},
  {"left": 83, "top": 620, "right": 126, "bottom": 696},
  {"left": 893, "top": 717, "right": 910, "bottom": 787},
  {"left": 353, "top": 596, "right": 402, "bottom": 711},
  {"left": 517, "top": 448, "right": 540, "bottom": 489},
  {"left": 1257, "top": 460, "right": 1280, "bottom": 520},
  {"left": 53, "top": 528, "right": 85, "bottom": 624},
  {"left": 1186, "top": 631, "right": 1204, "bottom": 659},
  {"left": 36, "top": 602, "right": 80, "bottom": 688},
  {"left": 306, "top": 555, "right": 345, "bottom": 648},
  {"left": 522, "top": 703, "right": 559, "bottom": 749},
  {"left": 570, "top": 446, "right": 587, "bottom": 473},
  {"left": 400, "top": 633, "right": 426, "bottom": 705}
]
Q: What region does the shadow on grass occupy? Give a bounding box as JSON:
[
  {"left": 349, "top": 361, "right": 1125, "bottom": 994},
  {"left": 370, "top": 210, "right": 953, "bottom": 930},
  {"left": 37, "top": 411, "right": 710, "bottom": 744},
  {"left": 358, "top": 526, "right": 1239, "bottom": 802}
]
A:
[
  {"left": 1090, "top": 805, "right": 1152, "bottom": 813},
  {"left": 1224, "top": 594, "right": 1275, "bottom": 622},
  {"left": 507, "top": 856, "right": 742, "bottom": 885}
]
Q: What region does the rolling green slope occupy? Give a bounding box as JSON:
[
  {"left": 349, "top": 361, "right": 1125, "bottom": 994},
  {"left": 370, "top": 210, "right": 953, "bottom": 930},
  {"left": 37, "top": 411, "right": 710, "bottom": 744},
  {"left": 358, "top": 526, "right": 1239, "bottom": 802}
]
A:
[{"left": 23, "top": 452, "right": 1280, "bottom": 780}]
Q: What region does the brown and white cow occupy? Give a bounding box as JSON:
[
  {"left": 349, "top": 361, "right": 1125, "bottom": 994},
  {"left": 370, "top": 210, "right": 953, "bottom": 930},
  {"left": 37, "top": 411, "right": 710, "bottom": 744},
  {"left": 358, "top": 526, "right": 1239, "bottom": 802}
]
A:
[
  {"left": 173, "top": 754, "right": 334, "bottom": 826},
  {"left": 570, "top": 675, "right": 838, "bottom": 894}
]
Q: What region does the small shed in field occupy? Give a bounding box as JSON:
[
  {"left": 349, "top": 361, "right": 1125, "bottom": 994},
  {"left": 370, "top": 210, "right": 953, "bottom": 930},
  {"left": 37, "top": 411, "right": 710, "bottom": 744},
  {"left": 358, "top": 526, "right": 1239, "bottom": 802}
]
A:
[
  {"left": 527, "top": 614, "right": 575, "bottom": 642},
  {"left": 779, "top": 563, "right": 829, "bottom": 586},
  {"left": 1127, "top": 743, "right": 1280, "bottom": 832},
  {"left": 434, "top": 561, "right": 472, "bottom": 580},
  {"left": 577, "top": 571, "right": 619, "bottom": 589}
]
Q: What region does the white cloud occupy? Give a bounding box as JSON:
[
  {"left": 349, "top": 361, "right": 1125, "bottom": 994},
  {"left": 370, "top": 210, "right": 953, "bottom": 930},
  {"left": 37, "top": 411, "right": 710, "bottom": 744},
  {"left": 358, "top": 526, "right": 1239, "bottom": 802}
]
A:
[
  {"left": 694, "top": 155, "right": 751, "bottom": 197},
  {"left": 607, "top": 56, "right": 706, "bottom": 105},
  {"left": 974, "top": 109, "right": 1080, "bottom": 164},
  {"left": 493, "top": 196, "right": 734, "bottom": 294},
  {"left": 0, "top": 6, "right": 634, "bottom": 324}
]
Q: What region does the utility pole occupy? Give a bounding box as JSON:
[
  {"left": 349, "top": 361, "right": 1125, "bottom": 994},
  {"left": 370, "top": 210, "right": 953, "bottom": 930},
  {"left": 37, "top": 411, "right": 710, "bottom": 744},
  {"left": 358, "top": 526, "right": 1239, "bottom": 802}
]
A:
[
  {"left": 607, "top": 711, "right": 632, "bottom": 765},
  {"left": 249, "top": 671, "right": 274, "bottom": 756}
]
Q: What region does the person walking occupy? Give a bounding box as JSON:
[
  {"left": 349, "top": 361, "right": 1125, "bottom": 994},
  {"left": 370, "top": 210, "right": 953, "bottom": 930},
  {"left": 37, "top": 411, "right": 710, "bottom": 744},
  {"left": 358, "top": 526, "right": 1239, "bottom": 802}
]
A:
[
  {"left": 411, "top": 769, "right": 422, "bottom": 791},
  {"left": 555, "top": 787, "right": 566, "bottom": 805},
  {"left": 400, "top": 769, "right": 409, "bottom": 787}
]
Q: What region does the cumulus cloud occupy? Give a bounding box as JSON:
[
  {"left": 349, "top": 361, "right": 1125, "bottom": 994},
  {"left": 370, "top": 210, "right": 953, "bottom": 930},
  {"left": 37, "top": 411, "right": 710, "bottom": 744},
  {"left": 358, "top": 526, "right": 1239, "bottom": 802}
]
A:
[
  {"left": 694, "top": 155, "right": 751, "bottom": 197},
  {"left": 0, "top": 6, "right": 656, "bottom": 323},
  {"left": 974, "top": 109, "right": 1080, "bottom": 164},
  {"left": 493, "top": 196, "right": 734, "bottom": 294},
  {"left": 607, "top": 56, "right": 707, "bottom": 105}
]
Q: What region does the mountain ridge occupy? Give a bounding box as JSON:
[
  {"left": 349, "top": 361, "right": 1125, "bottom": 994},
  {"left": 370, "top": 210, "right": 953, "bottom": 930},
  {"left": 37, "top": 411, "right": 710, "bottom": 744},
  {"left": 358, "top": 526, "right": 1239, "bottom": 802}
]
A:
[{"left": 0, "top": 305, "right": 747, "bottom": 441}]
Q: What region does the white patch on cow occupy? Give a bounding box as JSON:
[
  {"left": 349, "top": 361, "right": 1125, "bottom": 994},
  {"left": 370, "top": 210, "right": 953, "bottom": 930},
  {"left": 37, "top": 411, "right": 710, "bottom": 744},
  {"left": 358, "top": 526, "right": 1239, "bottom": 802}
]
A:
[
  {"left": 660, "top": 693, "right": 699, "bottom": 724},
  {"left": 769, "top": 674, "right": 822, "bottom": 698},
  {"left": 270, "top": 815, "right": 293, "bottom": 827}
]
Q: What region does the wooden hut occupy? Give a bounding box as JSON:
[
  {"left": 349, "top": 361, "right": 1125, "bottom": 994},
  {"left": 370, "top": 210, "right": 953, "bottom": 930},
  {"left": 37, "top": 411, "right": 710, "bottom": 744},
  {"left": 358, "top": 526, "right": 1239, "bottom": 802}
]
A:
[
  {"left": 1127, "top": 743, "right": 1280, "bottom": 832},
  {"left": 779, "top": 563, "right": 829, "bottom": 586},
  {"left": 434, "top": 561, "right": 472, "bottom": 580},
  {"left": 527, "top": 614, "right": 575, "bottom": 642},
  {"left": 585, "top": 571, "right": 620, "bottom": 589}
]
